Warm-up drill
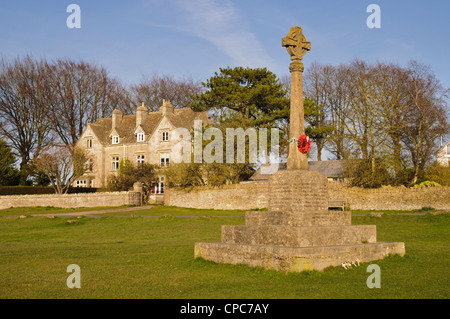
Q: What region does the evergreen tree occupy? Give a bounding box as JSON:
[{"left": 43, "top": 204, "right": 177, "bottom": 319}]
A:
[
  {"left": 190, "top": 66, "right": 289, "bottom": 128},
  {"left": 0, "top": 138, "right": 20, "bottom": 186}
]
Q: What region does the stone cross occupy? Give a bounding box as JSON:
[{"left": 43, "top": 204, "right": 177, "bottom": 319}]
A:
[{"left": 282, "top": 26, "right": 310, "bottom": 170}]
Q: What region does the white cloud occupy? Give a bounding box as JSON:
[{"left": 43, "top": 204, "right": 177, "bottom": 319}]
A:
[{"left": 174, "top": 0, "right": 275, "bottom": 68}]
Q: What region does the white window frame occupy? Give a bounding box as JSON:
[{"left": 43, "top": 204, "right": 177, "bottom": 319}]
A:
[
  {"left": 137, "top": 133, "right": 145, "bottom": 142},
  {"left": 162, "top": 131, "right": 169, "bottom": 141},
  {"left": 112, "top": 136, "right": 119, "bottom": 144},
  {"left": 112, "top": 156, "right": 120, "bottom": 171},
  {"left": 160, "top": 153, "right": 169, "bottom": 167},
  {"left": 86, "top": 138, "right": 92, "bottom": 148},
  {"left": 76, "top": 180, "right": 87, "bottom": 188},
  {"left": 154, "top": 176, "right": 164, "bottom": 194},
  {"left": 85, "top": 158, "right": 93, "bottom": 172},
  {"left": 137, "top": 155, "right": 145, "bottom": 165}
]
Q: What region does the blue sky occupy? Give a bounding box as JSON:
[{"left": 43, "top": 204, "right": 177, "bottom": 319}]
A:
[{"left": 0, "top": 0, "right": 449, "bottom": 90}]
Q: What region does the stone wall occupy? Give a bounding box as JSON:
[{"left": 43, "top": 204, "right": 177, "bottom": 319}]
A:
[
  {"left": 165, "top": 180, "right": 450, "bottom": 211},
  {"left": 164, "top": 181, "right": 269, "bottom": 210},
  {"left": 328, "top": 182, "right": 450, "bottom": 210},
  {"left": 0, "top": 191, "right": 142, "bottom": 210}
]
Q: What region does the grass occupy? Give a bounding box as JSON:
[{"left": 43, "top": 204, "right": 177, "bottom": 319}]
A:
[
  {"left": 0, "top": 207, "right": 448, "bottom": 299},
  {"left": 0, "top": 205, "right": 134, "bottom": 216},
  {"left": 0, "top": 205, "right": 247, "bottom": 217},
  {"left": 101, "top": 206, "right": 247, "bottom": 217},
  {"left": 352, "top": 208, "right": 448, "bottom": 215}
]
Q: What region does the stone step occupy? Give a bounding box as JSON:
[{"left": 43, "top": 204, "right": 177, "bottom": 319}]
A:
[
  {"left": 222, "top": 224, "right": 376, "bottom": 247},
  {"left": 195, "top": 241, "right": 405, "bottom": 272},
  {"left": 245, "top": 210, "right": 351, "bottom": 227}
]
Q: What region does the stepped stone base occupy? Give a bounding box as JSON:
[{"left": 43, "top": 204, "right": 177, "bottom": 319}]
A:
[
  {"left": 194, "top": 170, "right": 405, "bottom": 272},
  {"left": 221, "top": 224, "right": 377, "bottom": 247},
  {"left": 245, "top": 210, "right": 351, "bottom": 226},
  {"left": 195, "top": 241, "right": 405, "bottom": 272}
]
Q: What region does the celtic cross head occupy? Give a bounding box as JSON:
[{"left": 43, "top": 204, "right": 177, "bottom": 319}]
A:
[{"left": 282, "top": 26, "right": 311, "bottom": 61}]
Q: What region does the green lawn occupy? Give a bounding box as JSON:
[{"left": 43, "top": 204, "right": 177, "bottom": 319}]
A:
[
  {"left": 0, "top": 205, "right": 247, "bottom": 217},
  {"left": 0, "top": 205, "right": 134, "bottom": 216},
  {"left": 0, "top": 207, "right": 448, "bottom": 299}
]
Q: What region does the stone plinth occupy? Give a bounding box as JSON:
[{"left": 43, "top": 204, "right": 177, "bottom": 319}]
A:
[
  {"left": 267, "top": 170, "right": 328, "bottom": 213},
  {"left": 194, "top": 170, "right": 405, "bottom": 272}
]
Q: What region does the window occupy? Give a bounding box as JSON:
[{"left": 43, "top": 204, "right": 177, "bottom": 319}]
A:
[
  {"left": 137, "top": 133, "right": 145, "bottom": 142},
  {"left": 85, "top": 158, "right": 93, "bottom": 172},
  {"left": 76, "top": 180, "right": 87, "bottom": 188},
  {"left": 112, "top": 156, "right": 120, "bottom": 171},
  {"left": 86, "top": 139, "right": 92, "bottom": 148},
  {"left": 154, "top": 176, "right": 164, "bottom": 194},
  {"left": 137, "top": 155, "right": 145, "bottom": 166},
  {"left": 112, "top": 136, "right": 119, "bottom": 144},
  {"left": 162, "top": 131, "right": 169, "bottom": 141},
  {"left": 160, "top": 153, "right": 169, "bottom": 167}
]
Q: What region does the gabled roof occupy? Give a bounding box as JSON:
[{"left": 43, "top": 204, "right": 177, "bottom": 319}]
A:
[
  {"left": 89, "top": 107, "right": 210, "bottom": 146},
  {"left": 437, "top": 140, "right": 450, "bottom": 154}
]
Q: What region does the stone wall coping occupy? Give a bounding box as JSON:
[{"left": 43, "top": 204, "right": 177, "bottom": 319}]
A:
[{"left": 0, "top": 191, "right": 134, "bottom": 199}]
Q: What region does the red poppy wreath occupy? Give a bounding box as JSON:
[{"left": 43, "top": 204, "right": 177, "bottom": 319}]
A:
[{"left": 297, "top": 134, "right": 311, "bottom": 154}]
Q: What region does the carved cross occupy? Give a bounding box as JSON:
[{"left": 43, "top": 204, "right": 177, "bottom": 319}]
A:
[{"left": 282, "top": 26, "right": 311, "bottom": 61}]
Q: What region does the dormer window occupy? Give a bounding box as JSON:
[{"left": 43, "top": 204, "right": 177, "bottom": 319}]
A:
[
  {"left": 137, "top": 133, "right": 145, "bottom": 142},
  {"left": 112, "top": 136, "right": 119, "bottom": 144}
]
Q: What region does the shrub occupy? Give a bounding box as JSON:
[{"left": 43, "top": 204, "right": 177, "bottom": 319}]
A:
[
  {"left": 423, "top": 162, "right": 450, "bottom": 186},
  {"left": 106, "top": 160, "right": 158, "bottom": 200},
  {"left": 419, "top": 206, "right": 436, "bottom": 211},
  {"left": 346, "top": 158, "right": 391, "bottom": 188},
  {"left": 413, "top": 181, "right": 441, "bottom": 188},
  {"left": 0, "top": 186, "right": 101, "bottom": 195}
]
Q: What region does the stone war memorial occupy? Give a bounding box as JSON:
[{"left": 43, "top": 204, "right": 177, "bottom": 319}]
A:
[{"left": 195, "top": 26, "right": 405, "bottom": 272}]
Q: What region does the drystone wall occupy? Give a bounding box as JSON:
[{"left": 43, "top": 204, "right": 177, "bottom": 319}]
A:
[
  {"left": 165, "top": 181, "right": 450, "bottom": 211},
  {"left": 0, "top": 191, "right": 141, "bottom": 210}
]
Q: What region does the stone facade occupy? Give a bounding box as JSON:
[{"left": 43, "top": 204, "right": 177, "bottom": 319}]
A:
[
  {"left": 0, "top": 191, "right": 141, "bottom": 210},
  {"left": 74, "top": 100, "right": 210, "bottom": 188},
  {"left": 166, "top": 180, "right": 450, "bottom": 211}
]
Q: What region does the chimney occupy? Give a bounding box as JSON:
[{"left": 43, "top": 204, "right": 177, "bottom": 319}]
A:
[
  {"left": 111, "top": 109, "right": 123, "bottom": 129},
  {"left": 159, "top": 99, "right": 174, "bottom": 115},
  {"left": 136, "top": 102, "right": 148, "bottom": 126}
]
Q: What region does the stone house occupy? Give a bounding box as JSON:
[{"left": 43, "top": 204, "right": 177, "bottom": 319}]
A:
[
  {"left": 437, "top": 141, "right": 450, "bottom": 166},
  {"left": 74, "top": 100, "right": 210, "bottom": 193}
]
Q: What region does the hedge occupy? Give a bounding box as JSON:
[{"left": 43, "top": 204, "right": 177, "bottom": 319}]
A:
[{"left": 0, "top": 186, "right": 107, "bottom": 196}]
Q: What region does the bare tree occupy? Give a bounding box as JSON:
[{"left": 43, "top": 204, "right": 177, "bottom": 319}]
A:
[
  {"left": 129, "top": 73, "right": 203, "bottom": 111},
  {"left": 402, "top": 61, "right": 449, "bottom": 184},
  {"left": 31, "top": 145, "right": 86, "bottom": 194},
  {"left": 371, "top": 62, "right": 410, "bottom": 181},
  {"left": 0, "top": 55, "right": 54, "bottom": 182},
  {"left": 343, "top": 59, "right": 388, "bottom": 162},
  {"left": 47, "top": 58, "right": 131, "bottom": 147}
]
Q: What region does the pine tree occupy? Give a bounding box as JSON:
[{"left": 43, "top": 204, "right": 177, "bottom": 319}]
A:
[{"left": 0, "top": 138, "right": 20, "bottom": 186}]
